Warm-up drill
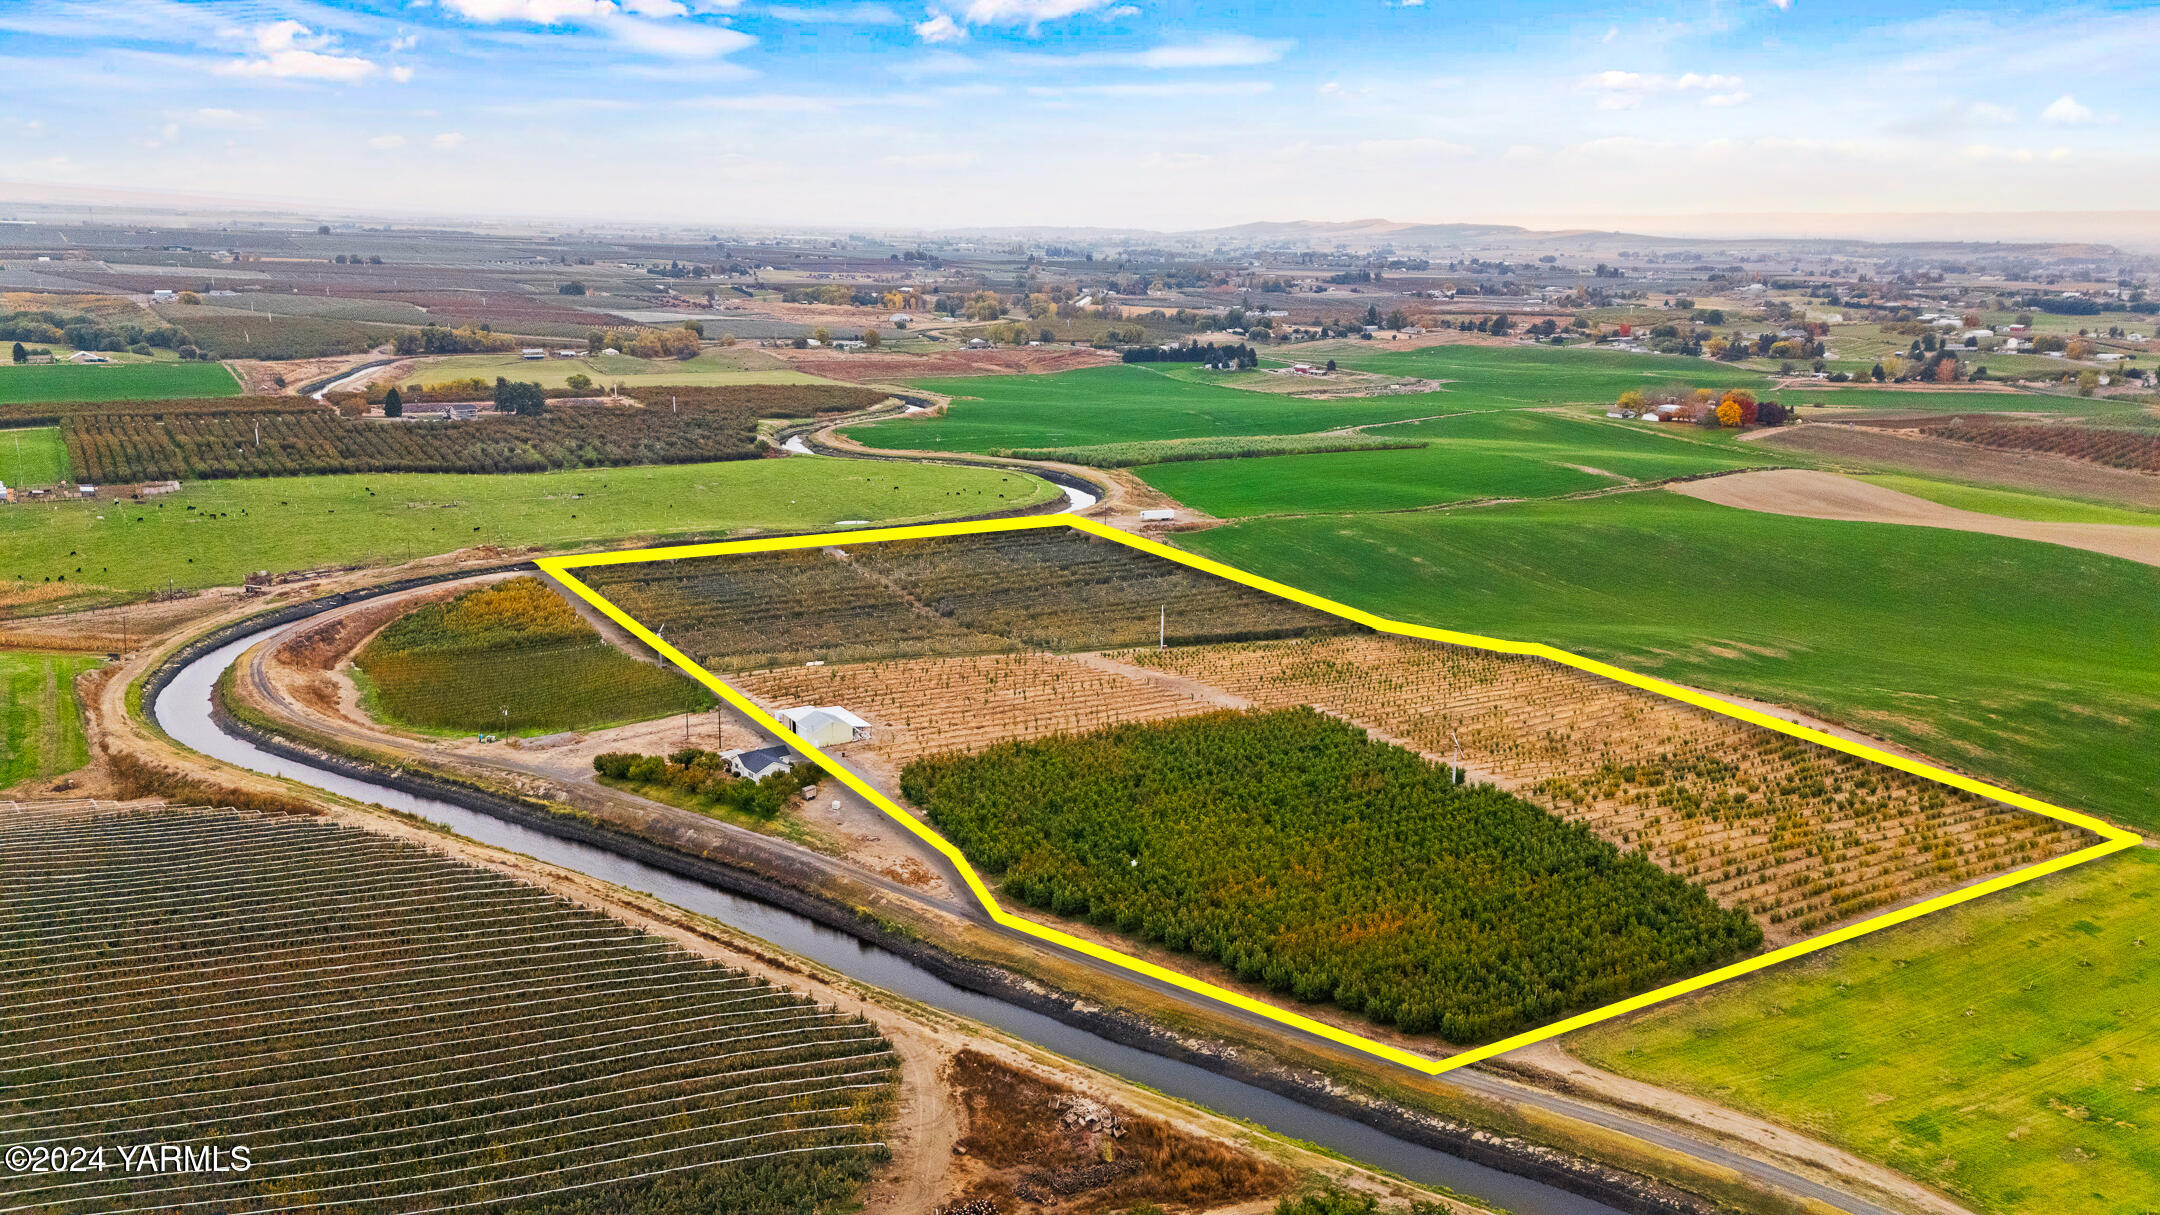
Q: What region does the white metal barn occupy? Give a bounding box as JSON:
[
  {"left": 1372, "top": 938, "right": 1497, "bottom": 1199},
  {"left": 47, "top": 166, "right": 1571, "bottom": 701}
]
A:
[{"left": 779, "top": 706, "right": 871, "bottom": 747}]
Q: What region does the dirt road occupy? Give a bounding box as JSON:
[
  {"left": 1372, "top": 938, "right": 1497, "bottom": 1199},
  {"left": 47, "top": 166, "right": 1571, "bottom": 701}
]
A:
[{"left": 1672, "top": 468, "right": 2160, "bottom": 567}]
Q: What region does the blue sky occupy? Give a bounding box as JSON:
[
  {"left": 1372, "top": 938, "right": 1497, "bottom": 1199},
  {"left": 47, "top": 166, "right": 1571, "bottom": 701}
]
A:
[{"left": 1, "top": 0, "right": 2154, "bottom": 231}]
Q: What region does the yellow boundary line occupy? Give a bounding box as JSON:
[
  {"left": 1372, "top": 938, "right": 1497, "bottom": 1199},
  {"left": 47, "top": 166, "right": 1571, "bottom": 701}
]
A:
[{"left": 538, "top": 515, "right": 2141, "bottom": 1076}]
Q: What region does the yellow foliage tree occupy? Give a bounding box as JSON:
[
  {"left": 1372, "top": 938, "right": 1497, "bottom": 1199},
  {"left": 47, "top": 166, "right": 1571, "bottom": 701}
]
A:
[{"left": 1716, "top": 399, "right": 1742, "bottom": 428}]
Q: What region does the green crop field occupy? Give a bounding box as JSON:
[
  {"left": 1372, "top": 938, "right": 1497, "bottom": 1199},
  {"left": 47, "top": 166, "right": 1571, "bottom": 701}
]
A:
[
  {"left": 0, "top": 426, "right": 68, "bottom": 487},
  {"left": 0, "top": 649, "right": 98, "bottom": 787},
  {"left": 1139, "top": 413, "right": 1779, "bottom": 517},
  {"left": 1860, "top": 475, "right": 2160, "bottom": 526},
  {"left": 1180, "top": 492, "right": 2160, "bottom": 830},
  {"left": 857, "top": 365, "right": 1463, "bottom": 451},
  {"left": 1314, "top": 343, "right": 1776, "bottom": 405},
  {"left": 1571, "top": 848, "right": 2160, "bottom": 1215},
  {"left": 356, "top": 577, "right": 710, "bottom": 734},
  {"left": 905, "top": 706, "right": 1758, "bottom": 1044},
  {"left": 0, "top": 359, "right": 239, "bottom": 403},
  {"left": 1775, "top": 386, "right": 2093, "bottom": 414},
  {"left": 0, "top": 456, "right": 1057, "bottom": 598}
]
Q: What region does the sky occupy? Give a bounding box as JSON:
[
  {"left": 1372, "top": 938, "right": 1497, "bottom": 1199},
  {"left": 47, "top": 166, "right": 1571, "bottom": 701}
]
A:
[{"left": 2, "top": 0, "right": 2155, "bottom": 234}]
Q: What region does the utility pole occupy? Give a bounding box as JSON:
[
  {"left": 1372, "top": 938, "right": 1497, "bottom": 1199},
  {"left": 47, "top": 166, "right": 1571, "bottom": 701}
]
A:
[{"left": 1159, "top": 604, "right": 1165, "bottom": 649}]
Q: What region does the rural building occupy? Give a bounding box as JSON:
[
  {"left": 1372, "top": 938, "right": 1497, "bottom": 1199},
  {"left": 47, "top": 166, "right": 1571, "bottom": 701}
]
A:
[
  {"left": 77, "top": 484, "right": 97, "bottom": 498},
  {"left": 724, "top": 745, "right": 800, "bottom": 782},
  {"left": 0, "top": 481, "right": 11, "bottom": 503},
  {"left": 70, "top": 351, "right": 110, "bottom": 363},
  {"left": 889, "top": 312, "right": 912, "bottom": 326},
  {"left": 136, "top": 480, "right": 180, "bottom": 498},
  {"left": 779, "top": 706, "right": 870, "bottom": 747},
  {"left": 520, "top": 348, "right": 545, "bottom": 360},
  {"left": 25, "top": 352, "right": 54, "bottom": 364},
  {"left": 553, "top": 348, "right": 581, "bottom": 358},
  {"left": 1139, "top": 508, "right": 1176, "bottom": 521}
]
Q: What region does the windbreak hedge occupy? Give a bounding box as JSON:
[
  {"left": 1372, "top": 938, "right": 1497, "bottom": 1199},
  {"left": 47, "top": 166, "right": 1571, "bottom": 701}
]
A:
[{"left": 904, "top": 706, "right": 1761, "bottom": 1044}]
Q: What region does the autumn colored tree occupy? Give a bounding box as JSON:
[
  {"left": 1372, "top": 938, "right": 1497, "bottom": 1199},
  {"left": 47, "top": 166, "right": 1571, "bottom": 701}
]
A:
[
  {"left": 1716, "top": 399, "right": 1742, "bottom": 427},
  {"left": 1616, "top": 389, "right": 1646, "bottom": 412},
  {"left": 862, "top": 328, "right": 881, "bottom": 349}
]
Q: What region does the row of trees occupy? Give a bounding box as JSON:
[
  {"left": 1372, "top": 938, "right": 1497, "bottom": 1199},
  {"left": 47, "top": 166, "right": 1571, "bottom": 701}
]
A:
[
  {"left": 2, "top": 308, "right": 194, "bottom": 355},
  {"left": 1617, "top": 387, "right": 1790, "bottom": 428},
  {"left": 904, "top": 707, "right": 1761, "bottom": 1044},
  {"left": 1121, "top": 342, "right": 1258, "bottom": 368},
  {"left": 594, "top": 747, "right": 813, "bottom": 818},
  {"left": 60, "top": 397, "right": 766, "bottom": 481}
]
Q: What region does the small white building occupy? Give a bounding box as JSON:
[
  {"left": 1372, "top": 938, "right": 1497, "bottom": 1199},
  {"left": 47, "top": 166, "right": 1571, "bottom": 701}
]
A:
[
  {"left": 69, "top": 351, "right": 109, "bottom": 363},
  {"left": 1139, "top": 508, "right": 1176, "bottom": 522},
  {"left": 779, "top": 706, "right": 870, "bottom": 748},
  {"left": 520, "top": 348, "right": 545, "bottom": 360},
  {"left": 888, "top": 313, "right": 912, "bottom": 326},
  {"left": 724, "top": 745, "right": 800, "bottom": 782}
]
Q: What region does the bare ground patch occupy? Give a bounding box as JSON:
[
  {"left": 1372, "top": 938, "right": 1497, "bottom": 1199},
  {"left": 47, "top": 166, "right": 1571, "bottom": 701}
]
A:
[
  {"left": 1670, "top": 468, "right": 2160, "bottom": 568},
  {"left": 1747, "top": 424, "right": 2160, "bottom": 509}
]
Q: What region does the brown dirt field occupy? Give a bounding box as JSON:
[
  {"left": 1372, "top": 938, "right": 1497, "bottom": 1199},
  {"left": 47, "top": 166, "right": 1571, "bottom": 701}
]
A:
[
  {"left": 942, "top": 1048, "right": 1294, "bottom": 1214},
  {"left": 228, "top": 352, "right": 396, "bottom": 395},
  {"left": 0, "top": 589, "right": 244, "bottom": 651},
  {"left": 1746, "top": 424, "right": 2160, "bottom": 508},
  {"left": 728, "top": 652, "right": 1223, "bottom": 768},
  {"left": 1671, "top": 468, "right": 2160, "bottom": 568},
  {"left": 775, "top": 346, "right": 1120, "bottom": 382},
  {"left": 1125, "top": 634, "right": 2087, "bottom": 943}
]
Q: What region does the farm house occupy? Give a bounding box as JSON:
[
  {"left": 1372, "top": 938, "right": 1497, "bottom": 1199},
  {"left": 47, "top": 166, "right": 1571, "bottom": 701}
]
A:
[
  {"left": 724, "top": 745, "right": 800, "bottom": 781},
  {"left": 780, "top": 705, "right": 871, "bottom": 747}
]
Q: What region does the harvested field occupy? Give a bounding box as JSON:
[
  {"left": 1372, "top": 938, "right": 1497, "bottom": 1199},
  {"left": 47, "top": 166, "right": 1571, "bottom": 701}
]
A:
[
  {"left": 731, "top": 652, "right": 1222, "bottom": 766},
  {"left": 1747, "top": 425, "right": 2160, "bottom": 508},
  {"left": 581, "top": 527, "right": 1348, "bottom": 672},
  {"left": 1124, "top": 634, "right": 2089, "bottom": 940},
  {"left": 942, "top": 1048, "right": 1291, "bottom": 1213},
  {"left": 1671, "top": 469, "right": 2160, "bottom": 568},
  {"left": 0, "top": 801, "right": 898, "bottom": 1214},
  {"left": 774, "top": 346, "right": 1120, "bottom": 383}
]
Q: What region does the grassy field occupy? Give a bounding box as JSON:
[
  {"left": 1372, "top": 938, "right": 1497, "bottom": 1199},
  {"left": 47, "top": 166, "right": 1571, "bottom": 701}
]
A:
[
  {"left": 1313, "top": 342, "right": 1776, "bottom": 405},
  {"left": 1180, "top": 492, "right": 2160, "bottom": 831},
  {"left": 858, "top": 365, "right": 1463, "bottom": 451},
  {"left": 1775, "top": 386, "right": 2098, "bottom": 415},
  {"left": 405, "top": 348, "right": 827, "bottom": 391},
  {"left": 0, "top": 456, "right": 1057, "bottom": 598},
  {"left": 0, "top": 426, "right": 67, "bottom": 486},
  {"left": 1572, "top": 847, "right": 2160, "bottom": 1215},
  {"left": 0, "top": 359, "right": 239, "bottom": 403},
  {"left": 0, "top": 649, "right": 97, "bottom": 787},
  {"left": 1861, "top": 475, "right": 2160, "bottom": 526},
  {"left": 355, "top": 577, "right": 710, "bottom": 734},
  {"left": 1141, "top": 413, "right": 1780, "bottom": 517}
]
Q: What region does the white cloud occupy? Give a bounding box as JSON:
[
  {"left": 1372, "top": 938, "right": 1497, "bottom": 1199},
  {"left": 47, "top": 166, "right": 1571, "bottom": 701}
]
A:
[
  {"left": 441, "top": 0, "right": 615, "bottom": 21},
  {"left": 915, "top": 13, "right": 965, "bottom": 41},
  {"left": 391, "top": 65, "right": 415, "bottom": 82},
  {"left": 389, "top": 33, "right": 420, "bottom": 52},
  {"left": 1027, "top": 80, "right": 1271, "bottom": 99},
  {"left": 880, "top": 150, "right": 982, "bottom": 168},
  {"left": 954, "top": 0, "right": 1112, "bottom": 27},
  {"left": 607, "top": 16, "right": 753, "bottom": 56},
  {"left": 2048, "top": 146, "right": 2072, "bottom": 161},
  {"left": 1963, "top": 143, "right": 2035, "bottom": 162},
  {"left": 1580, "top": 69, "right": 1745, "bottom": 109},
  {"left": 1965, "top": 101, "right": 2015, "bottom": 124},
  {"left": 219, "top": 21, "right": 380, "bottom": 82},
  {"left": 764, "top": 3, "right": 901, "bottom": 21},
  {"left": 433, "top": 132, "right": 467, "bottom": 148},
  {"left": 1127, "top": 35, "right": 1290, "bottom": 69},
  {"left": 2042, "top": 93, "right": 2093, "bottom": 125},
  {"left": 368, "top": 134, "right": 406, "bottom": 149}
]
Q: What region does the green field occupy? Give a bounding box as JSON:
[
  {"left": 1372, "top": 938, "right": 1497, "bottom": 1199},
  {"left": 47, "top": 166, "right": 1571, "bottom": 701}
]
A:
[
  {"left": 1861, "top": 475, "right": 2160, "bottom": 526},
  {"left": 1314, "top": 343, "right": 1776, "bottom": 405},
  {"left": 405, "top": 349, "right": 828, "bottom": 391},
  {"left": 0, "top": 650, "right": 98, "bottom": 787},
  {"left": 1140, "top": 413, "right": 1778, "bottom": 517},
  {"left": 0, "top": 427, "right": 68, "bottom": 487},
  {"left": 356, "top": 577, "right": 710, "bottom": 734},
  {"left": 1573, "top": 848, "right": 2160, "bottom": 1215},
  {"left": 1775, "top": 386, "right": 2093, "bottom": 414},
  {"left": 0, "top": 456, "right": 1057, "bottom": 598},
  {"left": 858, "top": 365, "right": 1464, "bottom": 451},
  {"left": 1181, "top": 492, "right": 2160, "bottom": 830},
  {"left": 0, "top": 360, "right": 239, "bottom": 403}
]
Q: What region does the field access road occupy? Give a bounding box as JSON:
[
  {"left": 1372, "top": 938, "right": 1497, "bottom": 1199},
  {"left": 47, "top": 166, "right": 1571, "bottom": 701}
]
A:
[{"left": 218, "top": 566, "right": 1951, "bottom": 1215}]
